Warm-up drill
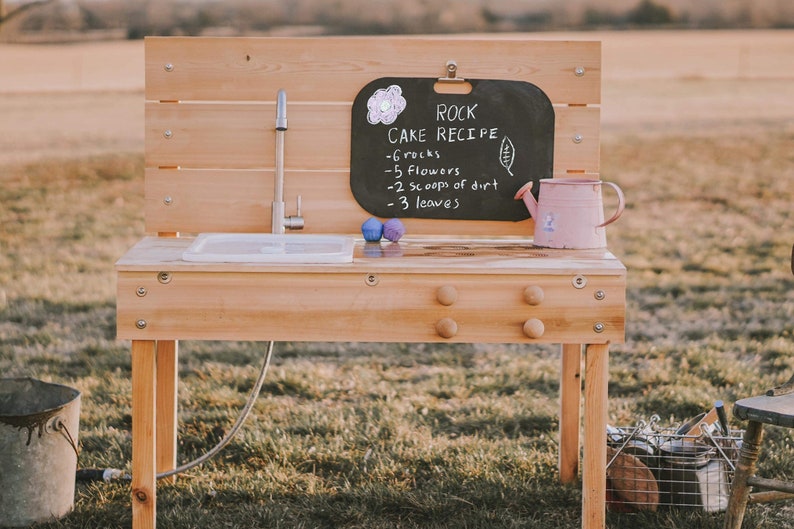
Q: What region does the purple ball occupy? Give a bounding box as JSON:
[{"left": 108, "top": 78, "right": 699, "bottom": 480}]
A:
[{"left": 383, "top": 218, "right": 405, "bottom": 242}]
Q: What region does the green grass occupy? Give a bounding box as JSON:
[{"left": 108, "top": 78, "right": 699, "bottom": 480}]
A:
[{"left": 1, "top": 129, "right": 793, "bottom": 527}]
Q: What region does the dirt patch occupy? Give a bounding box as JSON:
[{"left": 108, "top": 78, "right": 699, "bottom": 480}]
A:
[
  {"left": 0, "top": 40, "right": 143, "bottom": 93},
  {"left": 0, "top": 40, "right": 143, "bottom": 165}
]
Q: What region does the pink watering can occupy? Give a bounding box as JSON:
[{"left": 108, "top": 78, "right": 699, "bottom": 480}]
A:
[{"left": 514, "top": 178, "right": 625, "bottom": 249}]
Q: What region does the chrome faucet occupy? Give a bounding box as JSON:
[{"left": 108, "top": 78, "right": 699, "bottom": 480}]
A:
[{"left": 272, "top": 89, "right": 304, "bottom": 234}]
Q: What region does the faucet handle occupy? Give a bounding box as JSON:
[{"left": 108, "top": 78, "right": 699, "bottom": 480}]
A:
[{"left": 284, "top": 195, "right": 305, "bottom": 231}]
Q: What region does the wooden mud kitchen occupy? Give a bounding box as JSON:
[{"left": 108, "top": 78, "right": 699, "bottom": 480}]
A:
[{"left": 116, "top": 36, "right": 626, "bottom": 529}]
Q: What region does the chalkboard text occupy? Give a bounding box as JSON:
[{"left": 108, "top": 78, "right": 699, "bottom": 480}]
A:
[{"left": 350, "top": 78, "right": 554, "bottom": 221}]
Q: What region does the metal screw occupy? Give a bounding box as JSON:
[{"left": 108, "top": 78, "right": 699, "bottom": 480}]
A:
[
  {"left": 575, "top": 66, "right": 585, "bottom": 77},
  {"left": 365, "top": 273, "right": 379, "bottom": 286},
  {"left": 572, "top": 274, "right": 587, "bottom": 289},
  {"left": 136, "top": 287, "right": 147, "bottom": 297},
  {"left": 593, "top": 322, "right": 605, "bottom": 333},
  {"left": 136, "top": 319, "right": 147, "bottom": 330},
  {"left": 163, "top": 196, "right": 173, "bottom": 205},
  {"left": 594, "top": 290, "right": 606, "bottom": 301},
  {"left": 573, "top": 134, "right": 583, "bottom": 144},
  {"left": 163, "top": 129, "right": 173, "bottom": 139},
  {"left": 164, "top": 63, "right": 174, "bottom": 72},
  {"left": 157, "top": 271, "right": 172, "bottom": 284}
]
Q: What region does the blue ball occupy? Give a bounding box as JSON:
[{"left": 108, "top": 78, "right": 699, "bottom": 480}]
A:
[{"left": 361, "top": 217, "right": 383, "bottom": 241}]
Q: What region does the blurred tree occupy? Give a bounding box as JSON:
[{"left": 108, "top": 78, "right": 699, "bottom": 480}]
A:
[
  {"left": 0, "top": 0, "right": 54, "bottom": 26},
  {"left": 628, "top": 0, "right": 673, "bottom": 25}
]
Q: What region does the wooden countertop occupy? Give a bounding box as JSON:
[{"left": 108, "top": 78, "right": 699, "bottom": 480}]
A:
[{"left": 116, "top": 236, "right": 626, "bottom": 276}]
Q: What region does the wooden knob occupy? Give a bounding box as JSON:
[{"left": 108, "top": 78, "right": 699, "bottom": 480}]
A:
[
  {"left": 523, "top": 285, "right": 544, "bottom": 305},
  {"left": 436, "top": 285, "right": 458, "bottom": 306},
  {"left": 523, "top": 318, "right": 545, "bottom": 339},
  {"left": 436, "top": 318, "right": 458, "bottom": 339}
]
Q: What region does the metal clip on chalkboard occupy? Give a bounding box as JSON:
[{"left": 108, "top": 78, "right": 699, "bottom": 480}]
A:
[{"left": 438, "top": 60, "right": 465, "bottom": 84}]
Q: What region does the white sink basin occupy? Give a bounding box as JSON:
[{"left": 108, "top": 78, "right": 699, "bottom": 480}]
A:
[{"left": 182, "top": 233, "right": 354, "bottom": 264}]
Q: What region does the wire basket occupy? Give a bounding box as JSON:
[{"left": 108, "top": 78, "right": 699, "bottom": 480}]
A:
[{"left": 606, "top": 417, "right": 743, "bottom": 512}]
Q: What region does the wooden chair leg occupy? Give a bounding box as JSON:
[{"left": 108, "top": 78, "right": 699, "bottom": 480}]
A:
[{"left": 724, "top": 420, "right": 764, "bottom": 529}]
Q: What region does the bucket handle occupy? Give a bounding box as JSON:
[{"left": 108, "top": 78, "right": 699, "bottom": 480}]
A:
[
  {"left": 52, "top": 417, "right": 80, "bottom": 461},
  {"left": 596, "top": 181, "right": 626, "bottom": 228}
]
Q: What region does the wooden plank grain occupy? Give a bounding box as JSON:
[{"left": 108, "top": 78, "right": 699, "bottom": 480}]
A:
[
  {"left": 143, "top": 167, "right": 606, "bottom": 236},
  {"left": 146, "top": 37, "right": 600, "bottom": 105},
  {"left": 145, "top": 102, "right": 598, "bottom": 172}
]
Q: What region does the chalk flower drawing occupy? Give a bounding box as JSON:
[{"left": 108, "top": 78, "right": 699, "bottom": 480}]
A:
[{"left": 366, "top": 84, "right": 407, "bottom": 125}]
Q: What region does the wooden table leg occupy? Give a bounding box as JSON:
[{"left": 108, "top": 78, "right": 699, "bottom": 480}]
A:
[
  {"left": 560, "top": 344, "right": 583, "bottom": 483},
  {"left": 582, "top": 344, "right": 609, "bottom": 529},
  {"left": 156, "top": 340, "right": 178, "bottom": 483},
  {"left": 132, "top": 340, "right": 157, "bottom": 529}
]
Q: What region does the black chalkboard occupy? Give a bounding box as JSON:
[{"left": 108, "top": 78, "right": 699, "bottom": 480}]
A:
[{"left": 350, "top": 77, "right": 554, "bottom": 221}]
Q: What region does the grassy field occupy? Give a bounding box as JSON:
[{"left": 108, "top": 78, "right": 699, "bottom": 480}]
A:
[
  {"left": 3, "top": 139, "right": 793, "bottom": 528},
  {"left": 2, "top": 32, "right": 794, "bottom": 528}
]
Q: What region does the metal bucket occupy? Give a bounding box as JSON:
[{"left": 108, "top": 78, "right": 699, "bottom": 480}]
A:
[
  {"left": 657, "top": 439, "right": 730, "bottom": 512},
  {"left": 0, "top": 378, "right": 81, "bottom": 527}
]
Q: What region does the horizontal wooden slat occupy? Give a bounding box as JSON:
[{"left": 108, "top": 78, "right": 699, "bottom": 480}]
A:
[
  {"left": 118, "top": 269, "right": 624, "bottom": 343},
  {"left": 145, "top": 103, "right": 349, "bottom": 170},
  {"left": 145, "top": 37, "right": 600, "bottom": 105},
  {"left": 144, "top": 168, "right": 602, "bottom": 236},
  {"left": 145, "top": 102, "right": 599, "bottom": 172}
]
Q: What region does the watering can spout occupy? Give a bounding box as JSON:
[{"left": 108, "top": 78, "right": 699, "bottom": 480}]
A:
[{"left": 514, "top": 182, "right": 538, "bottom": 218}]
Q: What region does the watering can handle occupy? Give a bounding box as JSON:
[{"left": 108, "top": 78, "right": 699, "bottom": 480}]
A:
[{"left": 596, "top": 181, "right": 625, "bottom": 228}]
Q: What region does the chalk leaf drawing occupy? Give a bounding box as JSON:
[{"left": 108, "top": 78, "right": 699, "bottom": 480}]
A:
[
  {"left": 366, "top": 84, "right": 407, "bottom": 125},
  {"left": 500, "top": 136, "right": 515, "bottom": 176}
]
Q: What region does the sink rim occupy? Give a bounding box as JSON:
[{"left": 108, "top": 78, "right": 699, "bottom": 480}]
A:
[{"left": 182, "top": 232, "right": 355, "bottom": 264}]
